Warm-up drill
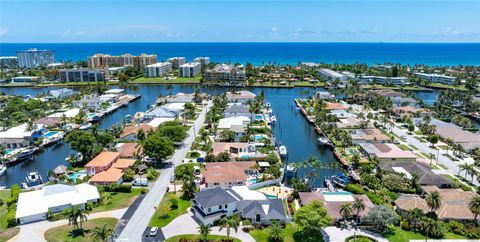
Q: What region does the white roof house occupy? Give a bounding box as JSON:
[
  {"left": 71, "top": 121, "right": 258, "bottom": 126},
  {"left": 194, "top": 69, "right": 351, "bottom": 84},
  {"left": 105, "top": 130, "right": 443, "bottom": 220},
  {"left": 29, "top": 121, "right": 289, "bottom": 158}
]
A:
[
  {"left": 218, "top": 116, "right": 251, "bottom": 129},
  {"left": 16, "top": 184, "right": 100, "bottom": 224},
  {"left": 148, "top": 117, "right": 175, "bottom": 128},
  {"left": 0, "top": 123, "right": 35, "bottom": 139},
  {"left": 48, "top": 108, "right": 80, "bottom": 118}
]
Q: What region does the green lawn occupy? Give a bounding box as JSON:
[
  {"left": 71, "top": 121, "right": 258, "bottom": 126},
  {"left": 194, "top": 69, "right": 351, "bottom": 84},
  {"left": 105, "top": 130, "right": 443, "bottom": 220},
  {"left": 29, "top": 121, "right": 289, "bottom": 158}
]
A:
[
  {"left": 132, "top": 77, "right": 201, "bottom": 84},
  {"left": 386, "top": 226, "right": 469, "bottom": 242},
  {"left": 92, "top": 189, "right": 142, "bottom": 213},
  {"left": 249, "top": 223, "right": 324, "bottom": 242},
  {"left": 0, "top": 190, "right": 11, "bottom": 230},
  {"left": 166, "top": 234, "right": 241, "bottom": 242},
  {"left": 44, "top": 217, "right": 118, "bottom": 242},
  {"left": 397, "top": 144, "right": 412, "bottom": 151},
  {"left": 424, "top": 83, "right": 467, "bottom": 90},
  {"left": 36, "top": 81, "right": 119, "bottom": 87},
  {"left": 149, "top": 192, "right": 191, "bottom": 228},
  {"left": 0, "top": 228, "right": 19, "bottom": 242}
]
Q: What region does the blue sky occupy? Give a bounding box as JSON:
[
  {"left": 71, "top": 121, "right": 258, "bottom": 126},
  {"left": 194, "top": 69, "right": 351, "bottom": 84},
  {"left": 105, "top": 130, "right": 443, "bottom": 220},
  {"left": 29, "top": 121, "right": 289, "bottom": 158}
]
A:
[{"left": 1, "top": 0, "right": 479, "bottom": 43}]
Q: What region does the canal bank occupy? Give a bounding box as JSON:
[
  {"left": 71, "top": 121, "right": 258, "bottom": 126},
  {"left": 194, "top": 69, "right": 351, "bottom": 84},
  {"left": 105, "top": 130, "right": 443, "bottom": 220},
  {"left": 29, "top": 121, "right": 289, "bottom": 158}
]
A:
[{"left": 0, "top": 84, "right": 460, "bottom": 188}]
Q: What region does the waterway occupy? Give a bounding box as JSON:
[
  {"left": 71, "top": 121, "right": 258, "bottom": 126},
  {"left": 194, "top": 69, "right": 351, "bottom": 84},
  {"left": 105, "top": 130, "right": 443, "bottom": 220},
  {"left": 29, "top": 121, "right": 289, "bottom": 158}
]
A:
[{"left": 0, "top": 85, "right": 347, "bottom": 188}]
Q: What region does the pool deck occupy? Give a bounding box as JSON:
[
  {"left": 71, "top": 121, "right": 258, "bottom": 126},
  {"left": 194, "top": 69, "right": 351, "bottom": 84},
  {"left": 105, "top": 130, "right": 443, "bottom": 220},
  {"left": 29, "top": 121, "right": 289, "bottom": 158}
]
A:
[{"left": 257, "top": 185, "right": 291, "bottom": 199}]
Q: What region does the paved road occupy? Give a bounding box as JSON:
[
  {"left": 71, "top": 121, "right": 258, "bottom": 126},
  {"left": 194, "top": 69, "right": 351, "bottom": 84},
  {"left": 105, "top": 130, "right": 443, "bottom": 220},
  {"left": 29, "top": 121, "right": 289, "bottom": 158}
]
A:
[
  {"left": 390, "top": 125, "right": 479, "bottom": 186},
  {"left": 10, "top": 208, "right": 126, "bottom": 242},
  {"left": 323, "top": 226, "right": 388, "bottom": 242},
  {"left": 117, "top": 102, "right": 212, "bottom": 241}
]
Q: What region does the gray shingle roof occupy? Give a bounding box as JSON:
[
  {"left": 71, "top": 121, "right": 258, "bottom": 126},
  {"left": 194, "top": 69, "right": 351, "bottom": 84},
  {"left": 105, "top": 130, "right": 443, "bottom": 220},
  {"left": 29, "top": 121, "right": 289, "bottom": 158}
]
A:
[
  {"left": 224, "top": 104, "right": 250, "bottom": 114},
  {"left": 237, "top": 199, "right": 286, "bottom": 220},
  {"left": 381, "top": 161, "right": 453, "bottom": 187},
  {"left": 194, "top": 187, "right": 238, "bottom": 208}
]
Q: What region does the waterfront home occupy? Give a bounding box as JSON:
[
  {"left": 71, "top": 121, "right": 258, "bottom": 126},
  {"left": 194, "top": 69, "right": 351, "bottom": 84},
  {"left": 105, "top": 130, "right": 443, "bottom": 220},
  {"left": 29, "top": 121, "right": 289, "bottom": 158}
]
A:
[
  {"left": 395, "top": 187, "right": 479, "bottom": 222},
  {"left": 359, "top": 143, "right": 417, "bottom": 163},
  {"left": 73, "top": 96, "right": 104, "bottom": 110},
  {"left": 143, "top": 107, "right": 177, "bottom": 120},
  {"left": 0, "top": 123, "right": 38, "bottom": 149},
  {"left": 85, "top": 151, "right": 121, "bottom": 175},
  {"left": 351, "top": 128, "right": 390, "bottom": 144},
  {"left": 49, "top": 88, "right": 75, "bottom": 99},
  {"left": 315, "top": 91, "right": 335, "bottom": 100},
  {"left": 48, "top": 108, "right": 80, "bottom": 119},
  {"left": 299, "top": 191, "right": 374, "bottom": 223},
  {"left": 162, "top": 102, "right": 186, "bottom": 115},
  {"left": 89, "top": 167, "right": 124, "bottom": 185},
  {"left": 192, "top": 186, "right": 287, "bottom": 225},
  {"left": 223, "top": 104, "right": 253, "bottom": 118},
  {"left": 218, "top": 116, "right": 250, "bottom": 141},
  {"left": 336, "top": 117, "right": 363, "bottom": 129},
  {"left": 381, "top": 161, "right": 453, "bottom": 187},
  {"left": 329, "top": 110, "right": 356, "bottom": 119},
  {"left": 393, "top": 106, "right": 430, "bottom": 118},
  {"left": 120, "top": 124, "right": 155, "bottom": 141},
  {"left": 413, "top": 118, "right": 480, "bottom": 152},
  {"left": 111, "top": 158, "right": 136, "bottom": 170},
  {"left": 16, "top": 184, "right": 100, "bottom": 224},
  {"left": 391, "top": 96, "right": 418, "bottom": 108},
  {"left": 165, "top": 92, "right": 195, "bottom": 103},
  {"left": 212, "top": 142, "right": 256, "bottom": 159},
  {"left": 34, "top": 117, "right": 62, "bottom": 128},
  {"left": 370, "top": 89, "right": 406, "bottom": 98},
  {"left": 226, "top": 90, "right": 256, "bottom": 104},
  {"left": 203, "top": 161, "right": 256, "bottom": 188},
  {"left": 204, "top": 64, "right": 247, "bottom": 82},
  {"left": 147, "top": 117, "right": 175, "bottom": 128},
  {"left": 104, "top": 88, "right": 126, "bottom": 96},
  {"left": 116, "top": 142, "right": 143, "bottom": 158},
  {"left": 325, "top": 102, "right": 347, "bottom": 110}
]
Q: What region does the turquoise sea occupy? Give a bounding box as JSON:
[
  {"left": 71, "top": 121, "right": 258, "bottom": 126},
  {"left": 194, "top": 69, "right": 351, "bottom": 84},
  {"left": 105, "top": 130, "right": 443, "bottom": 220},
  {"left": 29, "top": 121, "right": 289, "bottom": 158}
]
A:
[{"left": 1, "top": 42, "right": 480, "bottom": 65}]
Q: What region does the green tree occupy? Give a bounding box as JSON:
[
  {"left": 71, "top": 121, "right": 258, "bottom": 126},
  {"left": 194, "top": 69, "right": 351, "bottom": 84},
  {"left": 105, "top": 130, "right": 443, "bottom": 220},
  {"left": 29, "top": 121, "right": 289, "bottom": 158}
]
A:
[
  {"left": 295, "top": 200, "right": 332, "bottom": 231},
  {"left": 90, "top": 224, "right": 113, "bottom": 242},
  {"left": 340, "top": 202, "right": 353, "bottom": 224},
  {"left": 362, "top": 205, "right": 399, "bottom": 233},
  {"left": 218, "top": 215, "right": 240, "bottom": 240},
  {"left": 219, "top": 130, "right": 235, "bottom": 142},
  {"left": 181, "top": 177, "right": 198, "bottom": 200},
  {"left": 352, "top": 197, "right": 366, "bottom": 224},
  {"left": 65, "top": 130, "right": 97, "bottom": 162},
  {"left": 142, "top": 135, "right": 174, "bottom": 163},
  {"left": 421, "top": 217, "right": 445, "bottom": 239},
  {"left": 63, "top": 205, "right": 89, "bottom": 230},
  {"left": 157, "top": 124, "right": 188, "bottom": 143},
  {"left": 428, "top": 134, "right": 439, "bottom": 147},
  {"left": 468, "top": 196, "right": 480, "bottom": 224},
  {"left": 425, "top": 191, "right": 442, "bottom": 213},
  {"left": 269, "top": 221, "right": 283, "bottom": 242},
  {"left": 408, "top": 123, "right": 415, "bottom": 133},
  {"left": 198, "top": 224, "right": 211, "bottom": 241}
]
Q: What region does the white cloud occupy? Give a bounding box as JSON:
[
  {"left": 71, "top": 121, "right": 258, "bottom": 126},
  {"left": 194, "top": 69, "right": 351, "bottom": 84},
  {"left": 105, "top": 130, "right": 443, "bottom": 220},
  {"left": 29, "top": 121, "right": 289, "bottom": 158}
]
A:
[{"left": 0, "top": 28, "right": 8, "bottom": 36}]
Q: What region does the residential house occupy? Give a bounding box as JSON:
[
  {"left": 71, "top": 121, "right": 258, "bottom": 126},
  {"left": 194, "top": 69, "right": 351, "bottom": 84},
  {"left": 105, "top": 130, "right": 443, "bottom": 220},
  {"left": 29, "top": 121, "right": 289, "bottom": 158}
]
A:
[
  {"left": 226, "top": 91, "right": 256, "bottom": 104},
  {"left": 218, "top": 116, "right": 250, "bottom": 141},
  {"left": 120, "top": 124, "right": 155, "bottom": 141},
  {"left": 144, "top": 107, "right": 177, "bottom": 120},
  {"left": 212, "top": 142, "right": 256, "bottom": 158},
  {"left": 359, "top": 143, "right": 417, "bottom": 163},
  {"left": 315, "top": 91, "right": 335, "bottom": 100},
  {"left": 298, "top": 191, "right": 374, "bottom": 223},
  {"left": 203, "top": 161, "right": 256, "bottom": 188},
  {"left": 49, "top": 88, "right": 75, "bottom": 99},
  {"left": 88, "top": 168, "right": 124, "bottom": 185},
  {"left": 336, "top": 117, "right": 363, "bottom": 129},
  {"left": 16, "top": 184, "right": 99, "bottom": 224},
  {"left": 325, "top": 102, "right": 347, "bottom": 111},
  {"left": 224, "top": 104, "right": 253, "bottom": 118},
  {"left": 85, "top": 152, "right": 120, "bottom": 175},
  {"left": 381, "top": 162, "right": 453, "bottom": 187},
  {"left": 34, "top": 117, "right": 62, "bottom": 128},
  {"left": 0, "top": 123, "right": 38, "bottom": 149},
  {"left": 394, "top": 106, "right": 430, "bottom": 118},
  {"left": 165, "top": 92, "right": 195, "bottom": 104},
  {"left": 115, "top": 143, "right": 142, "bottom": 158},
  {"left": 351, "top": 128, "right": 390, "bottom": 144}
]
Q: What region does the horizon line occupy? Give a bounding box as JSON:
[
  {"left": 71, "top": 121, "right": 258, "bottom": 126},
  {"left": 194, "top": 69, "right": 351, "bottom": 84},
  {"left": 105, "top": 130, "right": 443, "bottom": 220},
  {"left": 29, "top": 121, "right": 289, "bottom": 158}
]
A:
[{"left": 2, "top": 41, "right": 480, "bottom": 44}]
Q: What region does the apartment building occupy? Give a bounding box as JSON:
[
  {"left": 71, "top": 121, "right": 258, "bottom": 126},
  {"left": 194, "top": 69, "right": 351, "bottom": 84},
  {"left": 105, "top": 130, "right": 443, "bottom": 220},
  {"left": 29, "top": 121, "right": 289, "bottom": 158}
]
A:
[
  {"left": 16, "top": 48, "right": 55, "bottom": 69},
  {"left": 204, "top": 64, "right": 246, "bottom": 82},
  {"left": 11, "top": 76, "right": 40, "bottom": 83},
  {"left": 359, "top": 76, "right": 408, "bottom": 85},
  {"left": 0, "top": 56, "right": 18, "bottom": 68},
  {"left": 179, "top": 62, "right": 201, "bottom": 77},
  {"left": 167, "top": 57, "right": 186, "bottom": 69},
  {"left": 87, "top": 53, "right": 157, "bottom": 69},
  {"left": 144, "top": 62, "right": 172, "bottom": 77},
  {"left": 59, "top": 68, "right": 106, "bottom": 82},
  {"left": 414, "top": 73, "right": 456, "bottom": 85},
  {"left": 194, "top": 57, "right": 210, "bottom": 67}
]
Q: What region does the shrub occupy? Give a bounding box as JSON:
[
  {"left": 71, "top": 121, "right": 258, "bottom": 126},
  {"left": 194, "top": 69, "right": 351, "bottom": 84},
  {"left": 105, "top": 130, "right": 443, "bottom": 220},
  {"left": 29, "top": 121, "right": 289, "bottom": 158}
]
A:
[
  {"left": 345, "top": 183, "right": 365, "bottom": 194},
  {"left": 447, "top": 221, "right": 464, "bottom": 234},
  {"left": 365, "top": 192, "right": 384, "bottom": 205},
  {"left": 189, "top": 151, "right": 200, "bottom": 158},
  {"left": 170, "top": 197, "right": 178, "bottom": 209},
  {"left": 140, "top": 188, "right": 148, "bottom": 194},
  {"left": 6, "top": 204, "right": 17, "bottom": 227},
  {"left": 401, "top": 219, "right": 411, "bottom": 231},
  {"left": 102, "top": 184, "right": 132, "bottom": 193}
]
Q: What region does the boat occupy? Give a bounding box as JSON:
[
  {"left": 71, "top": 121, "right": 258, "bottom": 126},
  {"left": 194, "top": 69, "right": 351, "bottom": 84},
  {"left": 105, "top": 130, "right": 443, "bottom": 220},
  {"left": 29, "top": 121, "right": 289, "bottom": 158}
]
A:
[
  {"left": 79, "top": 123, "right": 92, "bottom": 130},
  {"left": 17, "top": 149, "right": 34, "bottom": 160},
  {"left": 65, "top": 152, "right": 83, "bottom": 162},
  {"left": 317, "top": 136, "right": 332, "bottom": 147},
  {"left": 331, "top": 173, "right": 351, "bottom": 188},
  {"left": 0, "top": 164, "right": 6, "bottom": 176},
  {"left": 285, "top": 164, "right": 295, "bottom": 179},
  {"left": 279, "top": 145, "right": 288, "bottom": 157},
  {"left": 324, "top": 178, "right": 335, "bottom": 191},
  {"left": 270, "top": 115, "right": 277, "bottom": 124},
  {"left": 25, "top": 171, "right": 43, "bottom": 187}
]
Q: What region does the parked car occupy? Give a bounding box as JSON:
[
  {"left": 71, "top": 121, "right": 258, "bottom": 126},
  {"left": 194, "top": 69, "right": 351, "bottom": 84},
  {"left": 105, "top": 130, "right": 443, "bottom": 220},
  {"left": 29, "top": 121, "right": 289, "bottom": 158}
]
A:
[
  {"left": 149, "top": 227, "right": 159, "bottom": 236},
  {"left": 170, "top": 176, "right": 175, "bottom": 184},
  {"left": 132, "top": 178, "right": 148, "bottom": 187}
]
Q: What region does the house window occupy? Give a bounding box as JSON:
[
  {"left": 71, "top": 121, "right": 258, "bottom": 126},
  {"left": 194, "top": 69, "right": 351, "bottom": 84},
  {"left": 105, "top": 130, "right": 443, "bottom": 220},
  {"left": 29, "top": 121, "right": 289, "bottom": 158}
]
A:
[
  {"left": 208, "top": 208, "right": 211, "bottom": 212},
  {"left": 219, "top": 205, "right": 222, "bottom": 209},
  {"left": 225, "top": 204, "right": 228, "bottom": 208},
  {"left": 256, "top": 214, "right": 261, "bottom": 222}
]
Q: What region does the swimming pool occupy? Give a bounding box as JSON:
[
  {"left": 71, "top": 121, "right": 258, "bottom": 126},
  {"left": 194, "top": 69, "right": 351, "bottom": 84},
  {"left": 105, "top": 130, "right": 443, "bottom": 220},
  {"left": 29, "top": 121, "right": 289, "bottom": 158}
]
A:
[
  {"left": 322, "top": 191, "right": 352, "bottom": 196},
  {"left": 4, "top": 148, "right": 15, "bottom": 155},
  {"left": 43, "top": 131, "right": 59, "bottom": 138},
  {"left": 253, "top": 134, "right": 265, "bottom": 141},
  {"left": 69, "top": 170, "right": 86, "bottom": 180},
  {"left": 87, "top": 113, "right": 97, "bottom": 117},
  {"left": 255, "top": 114, "right": 264, "bottom": 120},
  {"left": 265, "top": 194, "right": 278, "bottom": 199},
  {"left": 247, "top": 178, "right": 258, "bottom": 184}
]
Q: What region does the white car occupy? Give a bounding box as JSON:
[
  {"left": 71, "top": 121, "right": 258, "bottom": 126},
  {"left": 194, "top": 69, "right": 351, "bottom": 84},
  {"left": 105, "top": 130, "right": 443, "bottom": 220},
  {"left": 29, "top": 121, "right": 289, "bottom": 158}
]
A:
[
  {"left": 132, "top": 178, "right": 148, "bottom": 187},
  {"left": 149, "top": 227, "right": 159, "bottom": 236}
]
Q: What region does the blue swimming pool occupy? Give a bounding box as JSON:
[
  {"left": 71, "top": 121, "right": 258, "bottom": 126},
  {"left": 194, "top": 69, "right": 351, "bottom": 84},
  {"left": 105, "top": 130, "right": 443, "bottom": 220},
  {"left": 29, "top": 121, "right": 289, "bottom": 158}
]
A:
[
  {"left": 254, "top": 135, "right": 264, "bottom": 141},
  {"left": 255, "top": 114, "right": 263, "bottom": 120},
  {"left": 323, "top": 191, "right": 352, "bottom": 195},
  {"left": 4, "top": 148, "right": 15, "bottom": 155},
  {"left": 248, "top": 178, "right": 258, "bottom": 184},
  {"left": 265, "top": 194, "right": 278, "bottom": 199},
  {"left": 43, "top": 131, "right": 59, "bottom": 138},
  {"left": 69, "top": 170, "right": 86, "bottom": 180}
]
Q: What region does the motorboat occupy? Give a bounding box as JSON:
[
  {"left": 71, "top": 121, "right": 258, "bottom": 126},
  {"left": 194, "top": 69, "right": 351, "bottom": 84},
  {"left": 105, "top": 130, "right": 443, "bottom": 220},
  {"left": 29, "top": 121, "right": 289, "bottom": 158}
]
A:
[
  {"left": 285, "top": 164, "right": 295, "bottom": 179},
  {"left": 25, "top": 171, "right": 43, "bottom": 187},
  {"left": 79, "top": 123, "right": 92, "bottom": 130},
  {"left": 270, "top": 115, "right": 277, "bottom": 124},
  {"left": 0, "top": 164, "right": 6, "bottom": 176},
  {"left": 331, "top": 173, "right": 351, "bottom": 188},
  {"left": 317, "top": 136, "right": 332, "bottom": 147},
  {"left": 65, "top": 152, "right": 83, "bottom": 162},
  {"left": 17, "top": 149, "right": 34, "bottom": 160},
  {"left": 279, "top": 146, "right": 288, "bottom": 157}
]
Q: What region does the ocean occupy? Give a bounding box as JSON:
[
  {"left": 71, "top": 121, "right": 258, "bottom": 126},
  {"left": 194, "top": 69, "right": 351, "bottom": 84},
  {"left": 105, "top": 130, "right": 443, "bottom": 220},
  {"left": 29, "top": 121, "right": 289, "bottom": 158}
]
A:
[{"left": 1, "top": 42, "right": 480, "bottom": 66}]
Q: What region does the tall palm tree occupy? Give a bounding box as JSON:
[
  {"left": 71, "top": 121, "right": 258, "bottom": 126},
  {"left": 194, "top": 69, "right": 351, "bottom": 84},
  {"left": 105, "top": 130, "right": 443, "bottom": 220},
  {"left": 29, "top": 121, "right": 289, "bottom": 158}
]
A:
[
  {"left": 218, "top": 215, "right": 240, "bottom": 240},
  {"left": 340, "top": 202, "right": 353, "bottom": 225},
  {"left": 269, "top": 221, "right": 283, "bottom": 242},
  {"left": 352, "top": 197, "right": 366, "bottom": 224},
  {"left": 468, "top": 196, "right": 480, "bottom": 224},
  {"left": 459, "top": 163, "right": 470, "bottom": 179},
  {"left": 421, "top": 218, "right": 438, "bottom": 241},
  {"left": 90, "top": 224, "right": 113, "bottom": 242},
  {"left": 425, "top": 191, "right": 442, "bottom": 213},
  {"left": 63, "top": 205, "right": 89, "bottom": 230},
  {"left": 197, "top": 224, "right": 211, "bottom": 241}
]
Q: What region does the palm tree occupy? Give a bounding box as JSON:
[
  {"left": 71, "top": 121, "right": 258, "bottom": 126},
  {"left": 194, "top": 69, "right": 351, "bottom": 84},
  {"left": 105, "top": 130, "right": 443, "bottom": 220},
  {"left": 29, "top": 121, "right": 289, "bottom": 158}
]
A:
[
  {"left": 468, "top": 196, "right": 480, "bottom": 224},
  {"left": 425, "top": 191, "right": 442, "bottom": 213},
  {"left": 421, "top": 218, "right": 438, "bottom": 241},
  {"left": 352, "top": 197, "right": 366, "bottom": 224},
  {"left": 63, "top": 205, "right": 89, "bottom": 230},
  {"left": 269, "top": 221, "right": 283, "bottom": 241},
  {"left": 90, "top": 224, "right": 113, "bottom": 242},
  {"left": 340, "top": 202, "right": 353, "bottom": 225},
  {"left": 218, "top": 215, "right": 240, "bottom": 240},
  {"left": 197, "top": 224, "right": 211, "bottom": 241},
  {"left": 407, "top": 208, "right": 424, "bottom": 229},
  {"left": 459, "top": 163, "right": 470, "bottom": 178}
]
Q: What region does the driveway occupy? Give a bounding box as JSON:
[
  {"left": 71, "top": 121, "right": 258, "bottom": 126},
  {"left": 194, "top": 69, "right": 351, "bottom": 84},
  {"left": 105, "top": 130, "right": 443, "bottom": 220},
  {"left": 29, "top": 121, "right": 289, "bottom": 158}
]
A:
[
  {"left": 323, "top": 226, "right": 388, "bottom": 242},
  {"left": 161, "top": 209, "right": 255, "bottom": 242},
  {"left": 9, "top": 208, "right": 127, "bottom": 242},
  {"left": 117, "top": 102, "right": 212, "bottom": 241}
]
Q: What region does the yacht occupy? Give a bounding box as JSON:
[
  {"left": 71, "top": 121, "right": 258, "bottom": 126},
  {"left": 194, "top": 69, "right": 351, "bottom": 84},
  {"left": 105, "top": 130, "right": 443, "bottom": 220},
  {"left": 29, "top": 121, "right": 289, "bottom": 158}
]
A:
[
  {"left": 279, "top": 146, "right": 288, "bottom": 157},
  {"left": 0, "top": 164, "right": 6, "bottom": 176},
  {"left": 317, "top": 136, "right": 332, "bottom": 147},
  {"left": 285, "top": 164, "right": 295, "bottom": 179},
  {"left": 331, "top": 173, "right": 351, "bottom": 188},
  {"left": 79, "top": 123, "right": 92, "bottom": 130},
  {"left": 25, "top": 171, "right": 43, "bottom": 187},
  {"left": 17, "top": 149, "right": 34, "bottom": 160},
  {"left": 270, "top": 115, "right": 277, "bottom": 124}
]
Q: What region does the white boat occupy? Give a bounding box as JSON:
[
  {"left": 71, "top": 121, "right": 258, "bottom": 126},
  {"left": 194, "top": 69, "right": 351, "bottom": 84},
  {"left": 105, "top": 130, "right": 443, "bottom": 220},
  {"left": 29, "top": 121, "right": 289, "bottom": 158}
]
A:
[
  {"left": 279, "top": 145, "right": 288, "bottom": 157},
  {"left": 25, "top": 171, "right": 43, "bottom": 187},
  {"left": 285, "top": 164, "right": 295, "bottom": 178},
  {"left": 79, "top": 123, "right": 92, "bottom": 130},
  {"left": 270, "top": 115, "right": 277, "bottom": 123},
  {"left": 0, "top": 165, "right": 6, "bottom": 176},
  {"left": 317, "top": 136, "right": 332, "bottom": 147}
]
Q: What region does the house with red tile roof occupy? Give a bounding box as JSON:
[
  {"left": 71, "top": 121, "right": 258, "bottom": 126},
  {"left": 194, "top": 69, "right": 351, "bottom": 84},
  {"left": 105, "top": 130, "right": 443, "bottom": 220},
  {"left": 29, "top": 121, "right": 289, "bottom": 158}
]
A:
[{"left": 203, "top": 161, "right": 256, "bottom": 188}]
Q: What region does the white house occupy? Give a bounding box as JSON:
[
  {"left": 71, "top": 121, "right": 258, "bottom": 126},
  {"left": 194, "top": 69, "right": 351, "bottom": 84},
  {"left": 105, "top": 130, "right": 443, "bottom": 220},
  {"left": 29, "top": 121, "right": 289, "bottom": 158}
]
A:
[
  {"left": 414, "top": 73, "right": 456, "bottom": 85},
  {"left": 224, "top": 103, "right": 252, "bottom": 118},
  {"left": 16, "top": 184, "right": 100, "bottom": 224},
  {"left": 226, "top": 91, "right": 256, "bottom": 104},
  {"left": 0, "top": 123, "right": 37, "bottom": 149}
]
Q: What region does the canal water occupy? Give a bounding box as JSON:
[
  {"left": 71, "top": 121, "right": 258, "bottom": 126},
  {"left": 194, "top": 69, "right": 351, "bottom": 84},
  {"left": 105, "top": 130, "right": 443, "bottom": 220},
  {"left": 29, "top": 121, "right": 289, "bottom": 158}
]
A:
[{"left": 0, "top": 85, "right": 349, "bottom": 188}]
